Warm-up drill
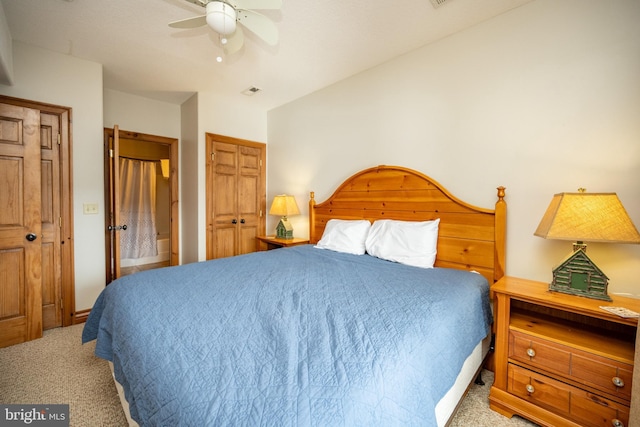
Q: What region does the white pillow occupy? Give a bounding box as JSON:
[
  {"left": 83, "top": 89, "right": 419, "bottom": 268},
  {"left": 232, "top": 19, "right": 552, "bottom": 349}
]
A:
[
  {"left": 365, "top": 219, "right": 440, "bottom": 268},
  {"left": 315, "top": 219, "right": 371, "bottom": 255}
]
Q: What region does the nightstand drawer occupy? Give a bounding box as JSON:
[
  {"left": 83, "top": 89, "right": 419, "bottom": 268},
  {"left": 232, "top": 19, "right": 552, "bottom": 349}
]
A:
[
  {"left": 508, "top": 363, "right": 570, "bottom": 415},
  {"left": 572, "top": 352, "right": 633, "bottom": 400},
  {"left": 509, "top": 330, "right": 571, "bottom": 375},
  {"left": 508, "top": 364, "right": 629, "bottom": 427},
  {"left": 509, "top": 330, "right": 633, "bottom": 401}
]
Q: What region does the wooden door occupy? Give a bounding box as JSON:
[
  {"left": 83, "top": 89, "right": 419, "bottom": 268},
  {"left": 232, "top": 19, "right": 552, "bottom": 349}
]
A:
[
  {"left": 40, "top": 113, "right": 63, "bottom": 329},
  {"left": 206, "top": 133, "right": 265, "bottom": 259},
  {"left": 210, "top": 140, "right": 238, "bottom": 258},
  {"left": 0, "top": 103, "right": 43, "bottom": 346},
  {"left": 104, "top": 125, "right": 123, "bottom": 282},
  {"left": 0, "top": 96, "right": 74, "bottom": 342},
  {"left": 237, "top": 145, "right": 264, "bottom": 254}
]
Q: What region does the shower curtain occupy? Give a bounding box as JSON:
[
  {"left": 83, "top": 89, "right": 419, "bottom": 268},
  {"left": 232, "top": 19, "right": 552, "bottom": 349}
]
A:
[{"left": 119, "top": 158, "right": 158, "bottom": 259}]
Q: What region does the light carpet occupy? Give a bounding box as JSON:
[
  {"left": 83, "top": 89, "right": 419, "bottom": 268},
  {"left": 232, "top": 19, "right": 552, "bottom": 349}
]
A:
[{"left": 0, "top": 324, "right": 537, "bottom": 426}]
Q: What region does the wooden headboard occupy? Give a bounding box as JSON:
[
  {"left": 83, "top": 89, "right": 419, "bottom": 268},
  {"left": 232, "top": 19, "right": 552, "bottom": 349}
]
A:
[{"left": 309, "top": 165, "right": 506, "bottom": 283}]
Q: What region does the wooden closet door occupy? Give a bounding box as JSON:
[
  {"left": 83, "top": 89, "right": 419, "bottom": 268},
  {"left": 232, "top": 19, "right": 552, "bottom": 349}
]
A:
[
  {"left": 40, "top": 112, "right": 63, "bottom": 329},
  {"left": 0, "top": 96, "right": 74, "bottom": 336},
  {"left": 206, "top": 134, "right": 265, "bottom": 260},
  {"left": 0, "top": 103, "right": 43, "bottom": 347},
  {"left": 236, "top": 145, "right": 263, "bottom": 255},
  {"left": 210, "top": 140, "right": 238, "bottom": 259}
]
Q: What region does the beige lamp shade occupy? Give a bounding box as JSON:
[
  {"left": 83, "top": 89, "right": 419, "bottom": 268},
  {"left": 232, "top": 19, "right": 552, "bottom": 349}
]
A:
[
  {"left": 269, "top": 195, "right": 300, "bottom": 218},
  {"left": 534, "top": 192, "right": 640, "bottom": 244}
]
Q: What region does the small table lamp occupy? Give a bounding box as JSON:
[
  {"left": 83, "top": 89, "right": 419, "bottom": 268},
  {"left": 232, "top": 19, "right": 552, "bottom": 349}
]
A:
[
  {"left": 269, "top": 195, "right": 300, "bottom": 239},
  {"left": 534, "top": 189, "right": 640, "bottom": 301}
]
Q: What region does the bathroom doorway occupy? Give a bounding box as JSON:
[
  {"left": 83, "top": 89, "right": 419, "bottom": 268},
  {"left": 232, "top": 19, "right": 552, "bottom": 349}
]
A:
[{"left": 103, "top": 127, "right": 179, "bottom": 283}]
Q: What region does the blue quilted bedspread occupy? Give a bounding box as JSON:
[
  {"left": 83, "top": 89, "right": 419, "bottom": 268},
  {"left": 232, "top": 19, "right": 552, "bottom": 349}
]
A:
[{"left": 83, "top": 245, "right": 492, "bottom": 426}]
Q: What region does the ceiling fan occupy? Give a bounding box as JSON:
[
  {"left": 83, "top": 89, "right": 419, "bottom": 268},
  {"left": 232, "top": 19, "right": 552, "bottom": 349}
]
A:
[{"left": 169, "top": 0, "right": 282, "bottom": 55}]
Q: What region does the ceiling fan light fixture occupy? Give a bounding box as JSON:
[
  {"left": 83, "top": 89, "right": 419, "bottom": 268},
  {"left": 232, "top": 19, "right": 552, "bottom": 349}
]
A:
[{"left": 206, "top": 2, "right": 237, "bottom": 36}]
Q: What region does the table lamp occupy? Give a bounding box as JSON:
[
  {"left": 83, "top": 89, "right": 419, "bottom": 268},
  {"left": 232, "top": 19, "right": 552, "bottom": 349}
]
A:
[
  {"left": 269, "top": 195, "right": 300, "bottom": 239},
  {"left": 534, "top": 189, "right": 640, "bottom": 300}
]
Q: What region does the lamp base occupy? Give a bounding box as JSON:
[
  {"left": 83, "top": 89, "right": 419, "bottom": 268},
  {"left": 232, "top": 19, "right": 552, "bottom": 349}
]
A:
[
  {"left": 548, "top": 248, "right": 611, "bottom": 301},
  {"left": 275, "top": 217, "right": 294, "bottom": 240}
]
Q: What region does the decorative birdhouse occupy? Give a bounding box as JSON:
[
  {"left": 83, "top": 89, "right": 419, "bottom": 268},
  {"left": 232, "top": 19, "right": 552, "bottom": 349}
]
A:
[
  {"left": 275, "top": 218, "right": 294, "bottom": 239},
  {"left": 550, "top": 248, "right": 611, "bottom": 301}
]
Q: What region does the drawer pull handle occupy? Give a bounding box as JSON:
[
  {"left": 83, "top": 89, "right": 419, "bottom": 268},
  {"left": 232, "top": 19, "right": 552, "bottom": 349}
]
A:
[
  {"left": 526, "top": 348, "right": 536, "bottom": 358},
  {"left": 525, "top": 384, "right": 535, "bottom": 394},
  {"left": 612, "top": 419, "right": 624, "bottom": 427},
  {"left": 612, "top": 377, "right": 625, "bottom": 388}
]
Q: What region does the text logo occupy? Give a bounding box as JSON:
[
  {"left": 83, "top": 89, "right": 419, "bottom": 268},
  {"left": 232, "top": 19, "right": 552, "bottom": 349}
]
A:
[{"left": 0, "top": 405, "right": 69, "bottom": 426}]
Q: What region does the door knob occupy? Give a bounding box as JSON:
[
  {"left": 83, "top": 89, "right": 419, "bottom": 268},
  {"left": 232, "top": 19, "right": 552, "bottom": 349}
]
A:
[
  {"left": 240, "top": 219, "right": 245, "bottom": 224},
  {"left": 232, "top": 219, "right": 238, "bottom": 224},
  {"left": 26, "top": 233, "right": 37, "bottom": 241}
]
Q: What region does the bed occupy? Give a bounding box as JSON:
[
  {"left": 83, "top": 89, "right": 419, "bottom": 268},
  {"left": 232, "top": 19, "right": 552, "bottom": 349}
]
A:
[{"left": 82, "top": 165, "right": 507, "bottom": 426}]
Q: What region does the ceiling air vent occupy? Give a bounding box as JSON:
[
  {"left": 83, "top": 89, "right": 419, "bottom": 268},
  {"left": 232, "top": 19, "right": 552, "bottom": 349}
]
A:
[
  {"left": 430, "top": 0, "right": 453, "bottom": 8},
  {"left": 242, "top": 86, "right": 262, "bottom": 96}
]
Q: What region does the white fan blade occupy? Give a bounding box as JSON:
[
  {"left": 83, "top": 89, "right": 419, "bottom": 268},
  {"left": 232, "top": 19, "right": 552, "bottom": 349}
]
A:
[
  {"left": 228, "top": 0, "right": 282, "bottom": 10},
  {"left": 236, "top": 10, "right": 278, "bottom": 45},
  {"left": 224, "top": 26, "right": 244, "bottom": 54},
  {"left": 185, "top": 0, "right": 208, "bottom": 6},
  {"left": 169, "top": 15, "right": 207, "bottom": 29}
]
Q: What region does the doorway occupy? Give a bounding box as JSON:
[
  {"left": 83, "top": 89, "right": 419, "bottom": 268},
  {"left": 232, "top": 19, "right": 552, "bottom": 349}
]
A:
[{"left": 103, "top": 127, "right": 179, "bottom": 283}]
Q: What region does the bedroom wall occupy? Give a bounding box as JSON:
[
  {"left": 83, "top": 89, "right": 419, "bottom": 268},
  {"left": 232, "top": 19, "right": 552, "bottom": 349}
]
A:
[
  {"left": 0, "top": 41, "right": 105, "bottom": 310},
  {"left": 267, "top": 0, "right": 640, "bottom": 297},
  {"left": 103, "top": 89, "right": 181, "bottom": 138},
  {"left": 0, "top": 1, "right": 13, "bottom": 85},
  {"left": 180, "top": 93, "right": 199, "bottom": 264}
]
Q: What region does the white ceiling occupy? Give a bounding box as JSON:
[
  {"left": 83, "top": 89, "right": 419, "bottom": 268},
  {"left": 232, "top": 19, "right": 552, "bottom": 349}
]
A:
[{"left": 1, "top": 0, "right": 533, "bottom": 109}]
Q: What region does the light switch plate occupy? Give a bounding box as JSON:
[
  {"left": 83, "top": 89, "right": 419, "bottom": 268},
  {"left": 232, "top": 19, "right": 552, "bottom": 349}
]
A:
[{"left": 83, "top": 203, "right": 99, "bottom": 214}]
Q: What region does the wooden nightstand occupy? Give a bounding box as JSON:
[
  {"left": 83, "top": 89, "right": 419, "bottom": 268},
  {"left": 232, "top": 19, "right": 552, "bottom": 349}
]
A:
[
  {"left": 489, "top": 276, "right": 639, "bottom": 427},
  {"left": 256, "top": 235, "right": 309, "bottom": 251}
]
